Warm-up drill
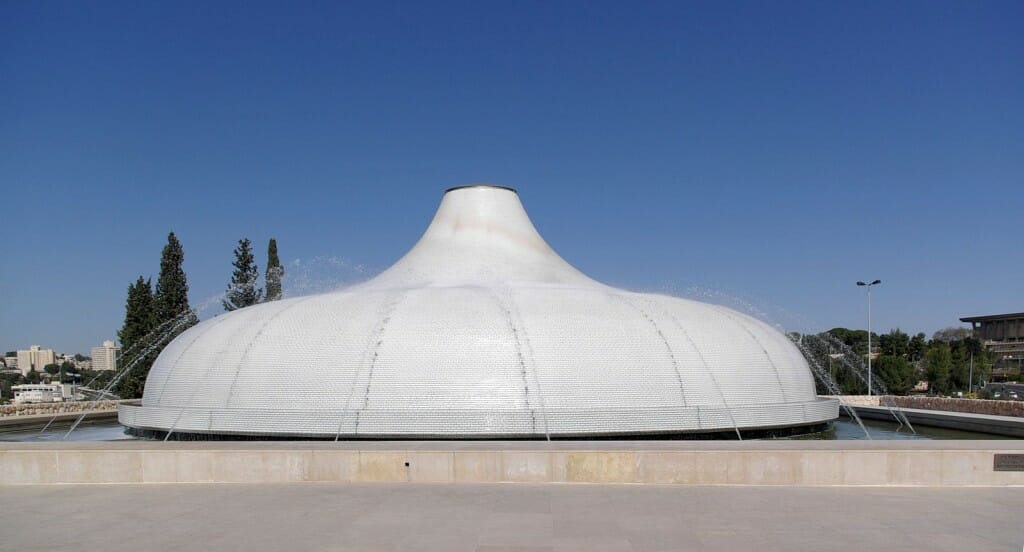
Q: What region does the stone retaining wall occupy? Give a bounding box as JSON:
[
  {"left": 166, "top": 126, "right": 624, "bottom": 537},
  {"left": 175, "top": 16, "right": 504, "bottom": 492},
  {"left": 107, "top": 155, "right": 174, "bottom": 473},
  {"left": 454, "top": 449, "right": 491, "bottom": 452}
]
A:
[
  {"left": 891, "top": 396, "right": 1024, "bottom": 417},
  {"left": 836, "top": 395, "right": 882, "bottom": 406},
  {"left": 838, "top": 395, "right": 1024, "bottom": 417},
  {"left": 0, "top": 400, "right": 135, "bottom": 417}
]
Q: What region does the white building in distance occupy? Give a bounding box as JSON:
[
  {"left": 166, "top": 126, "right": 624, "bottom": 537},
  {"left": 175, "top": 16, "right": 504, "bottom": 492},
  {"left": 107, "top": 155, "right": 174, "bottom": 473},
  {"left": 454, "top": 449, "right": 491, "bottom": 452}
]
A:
[
  {"left": 91, "top": 340, "right": 120, "bottom": 372},
  {"left": 16, "top": 345, "right": 55, "bottom": 376}
]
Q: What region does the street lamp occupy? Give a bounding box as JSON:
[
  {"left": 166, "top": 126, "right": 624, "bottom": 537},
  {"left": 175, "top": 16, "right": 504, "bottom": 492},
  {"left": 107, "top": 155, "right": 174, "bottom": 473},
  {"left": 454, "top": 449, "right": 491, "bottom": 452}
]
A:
[{"left": 856, "top": 280, "right": 881, "bottom": 396}]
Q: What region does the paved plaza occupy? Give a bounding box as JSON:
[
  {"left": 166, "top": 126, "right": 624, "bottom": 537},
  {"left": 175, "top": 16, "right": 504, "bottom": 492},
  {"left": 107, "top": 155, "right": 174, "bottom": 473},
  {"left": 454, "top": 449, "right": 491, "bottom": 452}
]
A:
[{"left": 2, "top": 482, "right": 1021, "bottom": 551}]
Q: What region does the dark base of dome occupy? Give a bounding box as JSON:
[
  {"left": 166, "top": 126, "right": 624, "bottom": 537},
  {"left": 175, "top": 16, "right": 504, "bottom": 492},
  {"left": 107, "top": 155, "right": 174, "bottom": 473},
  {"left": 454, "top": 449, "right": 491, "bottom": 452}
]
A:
[{"left": 124, "top": 421, "right": 833, "bottom": 441}]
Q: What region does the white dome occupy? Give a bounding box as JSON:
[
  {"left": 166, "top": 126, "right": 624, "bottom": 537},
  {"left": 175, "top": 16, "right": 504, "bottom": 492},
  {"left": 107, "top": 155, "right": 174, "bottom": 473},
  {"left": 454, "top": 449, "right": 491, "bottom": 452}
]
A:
[{"left": 120, "top": 185, "right": 838, "bottom": 438}]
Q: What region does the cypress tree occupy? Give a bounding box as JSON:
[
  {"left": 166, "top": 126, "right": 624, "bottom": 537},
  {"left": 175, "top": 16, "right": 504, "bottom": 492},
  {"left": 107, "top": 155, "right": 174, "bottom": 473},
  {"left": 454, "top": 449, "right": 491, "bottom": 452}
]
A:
[
  {"left": 223, "top": 238, "right": 262, "bottom": 311},
  {"left": 155, "top": 232, "right": 198, "bottom": 338},
  {"left": 113, "top": 233, "right": 197, "bottom": 398},
  {"left": 115, "top": 276, "right": 156, "bottom": 398},
  {"left": 264, "top": 238, "right": 283, "bottom": 302}
]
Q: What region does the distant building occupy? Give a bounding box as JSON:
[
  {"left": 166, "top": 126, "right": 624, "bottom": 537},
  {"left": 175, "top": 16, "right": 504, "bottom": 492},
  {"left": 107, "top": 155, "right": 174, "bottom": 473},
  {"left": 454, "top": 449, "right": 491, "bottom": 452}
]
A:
[
  {"left": 12, "top": 383, "right": 64, "bottom": 404},
  {"left": 90, "top": 340, "right": 120, "bottom": 372},
  {"left": 960, "top": 312, "right": 1024, "bottom": 377},
  {"left": 16, "top": 345, "right": 55, "bottom": 376}
]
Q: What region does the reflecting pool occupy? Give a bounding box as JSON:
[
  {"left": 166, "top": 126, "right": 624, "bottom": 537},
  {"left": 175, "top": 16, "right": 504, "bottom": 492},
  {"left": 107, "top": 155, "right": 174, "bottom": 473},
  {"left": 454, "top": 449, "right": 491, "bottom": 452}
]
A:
[{"left": 0, "top": 419, "right": 1013, "bottom": 442}]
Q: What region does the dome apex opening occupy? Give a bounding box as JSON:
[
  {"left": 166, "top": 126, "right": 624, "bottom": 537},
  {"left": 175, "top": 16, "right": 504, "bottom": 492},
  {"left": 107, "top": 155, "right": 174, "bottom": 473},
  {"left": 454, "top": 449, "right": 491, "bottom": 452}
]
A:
[{"left": 445, "top": 184, "right": 518, "bottom": 194}]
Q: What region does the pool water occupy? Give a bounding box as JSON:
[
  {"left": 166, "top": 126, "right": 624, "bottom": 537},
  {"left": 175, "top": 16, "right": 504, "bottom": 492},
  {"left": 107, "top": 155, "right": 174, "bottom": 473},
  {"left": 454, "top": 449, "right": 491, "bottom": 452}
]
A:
[{"left": 0, "top": 419, "right": 1013, "bottom": 442}]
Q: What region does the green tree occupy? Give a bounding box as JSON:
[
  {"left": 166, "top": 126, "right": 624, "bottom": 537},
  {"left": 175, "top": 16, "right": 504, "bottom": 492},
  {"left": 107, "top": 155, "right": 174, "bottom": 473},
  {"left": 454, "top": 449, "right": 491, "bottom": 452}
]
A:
[
  {"left": 960, "top": 336, "right": 992, "bottom": 388},
  {"left": 264, "top": 238, "right": 283, "bottom": 302},
  {"left": 973, "top": 351, "right": 993, "bottom": 388},
  {"left": 43, "top": 363, "right": 60, "bottom": 376},
  {"left": 949, "top": 342, "right": 970, "bottom": 391},
  {"left": 81, "top": 368, "right": 114, "bottom": 392},
  {"left": 115, "top": 232, "right": 197, "bottom": 398},
  {"left": 116, "top": 276, "right": 157, "bottom": 398},
  {"left": 836, "top": 366, "right": 867, "bottom": 395},
  {"left": 925, "top": 343, "right": 953, "bottom": 395},
  {"left": 878, "top": 329, "right": 909, "bottom": 357},
  {"left": 908, "top": 332, "right": 927, "bottom": 361},
  {"left": 874, "top": 355, "right": 915, "bottom": 395},
  {"left": 932, "top": 327, "right": 970, "bottom": 343},
  {"left": 0, "top": 372, "right": 22, "bottom": 401},
  {"left": 827, "top": 327, "right": 871, "bottom": 356},
  {"left": 223, "top": 238, "right": 262, "bottom": 311},
  {"left": 155, "top": 232, "right": 198, "bottom": 333},
  {"left": 62, "top": 362, "right": 80, "bottom": 384}
]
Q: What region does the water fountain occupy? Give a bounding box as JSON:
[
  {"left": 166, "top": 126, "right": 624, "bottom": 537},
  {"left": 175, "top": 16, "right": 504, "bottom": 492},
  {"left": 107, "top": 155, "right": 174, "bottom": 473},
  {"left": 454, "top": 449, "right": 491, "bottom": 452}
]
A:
[
  {"left": 52, "top": 293, "right": 230, "bottom": 438},
  {"left": 789, "top": 336, "right": 872, "bottom": 438},
  {"left": 800, "top": 333, "right": 915, "bottom": 433}
]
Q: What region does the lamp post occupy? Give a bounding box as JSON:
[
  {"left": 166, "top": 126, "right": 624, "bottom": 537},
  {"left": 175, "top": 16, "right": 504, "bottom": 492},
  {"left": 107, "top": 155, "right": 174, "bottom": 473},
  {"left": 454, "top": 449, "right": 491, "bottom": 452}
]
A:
[
  {"left": 969, "top": 350, "right": 974, "bottom": 394},
  {"left": 856, "top": 280, "right": 881, "bottom": 396}
]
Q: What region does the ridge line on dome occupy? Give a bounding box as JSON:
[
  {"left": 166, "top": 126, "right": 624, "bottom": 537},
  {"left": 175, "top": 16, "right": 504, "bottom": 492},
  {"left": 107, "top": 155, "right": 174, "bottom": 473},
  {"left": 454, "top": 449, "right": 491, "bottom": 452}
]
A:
[
  {"left": 711, "top": 306, "right": 790, "bottom": 403},
  {"left": 444, "top": 184, "right": 518, "bottom": 194},
  {"left": 655, "top": 304, "right": 744, "bottom": 439},
  {"left": 151, "top": 313, "right": 234, "bottom": 405},
  {"left": 348, "top": 291, "right": 406, "bottom": 438},
  {"left": 489, "top": 287, "right": 550, "bottom": 437},
  {"left": 610, "top": 293, "right": 689, "bottom": 409},
  {"left": 223, "top": 296, "right": 322, "bottom": 409}
]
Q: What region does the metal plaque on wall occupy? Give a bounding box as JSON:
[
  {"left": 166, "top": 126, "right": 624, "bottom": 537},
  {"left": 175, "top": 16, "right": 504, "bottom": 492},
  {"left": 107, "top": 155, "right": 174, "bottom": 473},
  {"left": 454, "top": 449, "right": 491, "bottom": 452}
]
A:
[{"left": 993, "top": 454, "right": 1024, "bottom": 471}]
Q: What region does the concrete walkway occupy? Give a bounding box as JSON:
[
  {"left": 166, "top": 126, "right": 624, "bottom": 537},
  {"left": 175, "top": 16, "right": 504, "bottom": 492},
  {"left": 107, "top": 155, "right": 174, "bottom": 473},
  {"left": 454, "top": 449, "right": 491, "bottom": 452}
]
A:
[{"left": 2, "top": 482, "right": 1021, "bottom": 551}]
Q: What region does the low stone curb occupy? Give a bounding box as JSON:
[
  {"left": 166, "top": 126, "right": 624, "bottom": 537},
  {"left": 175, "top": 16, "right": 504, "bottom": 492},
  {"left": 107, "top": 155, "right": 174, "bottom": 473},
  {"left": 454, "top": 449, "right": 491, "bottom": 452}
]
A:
[{"left": 3, "top": 441, "right": 1023, "bottom": 487}]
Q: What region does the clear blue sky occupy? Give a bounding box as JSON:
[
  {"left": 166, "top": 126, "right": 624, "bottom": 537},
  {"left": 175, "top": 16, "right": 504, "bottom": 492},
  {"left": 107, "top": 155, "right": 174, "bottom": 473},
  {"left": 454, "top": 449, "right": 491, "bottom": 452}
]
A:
[{"left": 2, "top": 1, "right": 1021, "bottom": 354}]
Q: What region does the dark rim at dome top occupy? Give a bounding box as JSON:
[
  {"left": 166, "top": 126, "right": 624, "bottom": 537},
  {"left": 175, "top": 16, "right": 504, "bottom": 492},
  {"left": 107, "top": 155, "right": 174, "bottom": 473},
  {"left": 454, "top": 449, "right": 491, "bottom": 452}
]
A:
[{"left": 444, "top": 184, "right": 518, "bottom": 194}]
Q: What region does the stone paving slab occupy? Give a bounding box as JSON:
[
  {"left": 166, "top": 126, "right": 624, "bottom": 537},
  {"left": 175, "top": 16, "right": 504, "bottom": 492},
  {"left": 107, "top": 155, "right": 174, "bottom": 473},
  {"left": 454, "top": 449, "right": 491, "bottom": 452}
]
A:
[{"left": 1, "top": 482, "right": 1021, "bottom": 551}]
